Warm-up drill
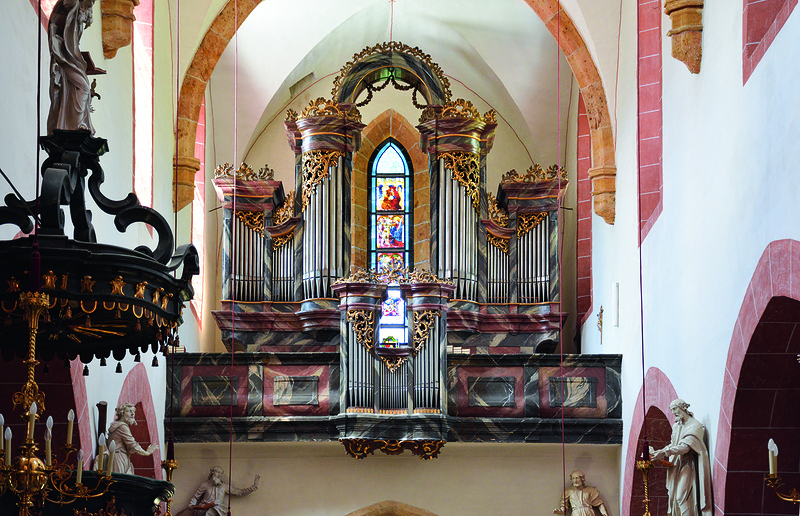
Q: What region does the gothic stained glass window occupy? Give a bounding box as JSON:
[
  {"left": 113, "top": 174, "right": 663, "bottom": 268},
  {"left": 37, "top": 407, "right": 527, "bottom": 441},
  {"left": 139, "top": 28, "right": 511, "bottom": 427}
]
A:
[
  {"left": 369, "top": 140, "right": 413, "bottom": 348},
  {"left": 369, "top": 140, "right": 413, "bottom": 272}
]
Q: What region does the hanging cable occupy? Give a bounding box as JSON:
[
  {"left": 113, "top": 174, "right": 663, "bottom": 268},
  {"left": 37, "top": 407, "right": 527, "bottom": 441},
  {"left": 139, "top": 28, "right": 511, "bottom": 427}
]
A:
[
  {"left": 227, "top": 1, "right": 240, "bottom": 514},
  {"left": 635, "top": 0, "right": 650, "bottom": 462}
]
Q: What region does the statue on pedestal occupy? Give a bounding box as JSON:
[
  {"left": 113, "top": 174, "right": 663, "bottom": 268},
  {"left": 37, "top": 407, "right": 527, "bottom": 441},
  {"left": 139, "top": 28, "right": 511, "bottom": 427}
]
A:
[
  {"left": 177, "top": 466, "right": 260, "bottom": 516},
  {"left": 553, "top": 470, "right": 609, "bottom": 516},
  {"left": 650, "top": 398, "right": 713, "bottom": 516},
  {"left": 47, "top": 0, "right": 96, "bottom": 134},
  {"left": 106, "top": 403, "right": 159, "bottom": 475}
]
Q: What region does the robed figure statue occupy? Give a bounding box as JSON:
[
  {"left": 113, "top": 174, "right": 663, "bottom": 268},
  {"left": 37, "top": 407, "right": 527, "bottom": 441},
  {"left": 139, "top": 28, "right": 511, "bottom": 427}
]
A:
[
  {"left": 650, "top": 399, "right": 713, "bottom": 516},
  {"left": 47, "top": 0, "right": 96, "bottom": 135}
]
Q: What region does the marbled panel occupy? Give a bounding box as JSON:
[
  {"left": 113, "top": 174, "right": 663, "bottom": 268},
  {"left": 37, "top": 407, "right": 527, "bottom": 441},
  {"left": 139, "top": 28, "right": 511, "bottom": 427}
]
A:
[
  {"left": 274, "top": 376, "right": 319, "bottom": 405},
  {"left": 548, "top": 210, "right": 559, "bottom": 301},
  {"left": 538, "top": 366, "right": 607, "bottom": 418},
  {"left": 467, "top": 376, "right": 515, "bottom": 407},
  {"left": 456, "top": 367, "right": 524, "bottom": 417},
  {"left": 181, "top": 365, "right": 249, "bottom": 417},
  {"left": 524, "top": 367, "right": 540, "bottom": 417},
  {"left": 247, "top": 365, "right": 263, "bottom": 416},
  {"left": 428, "top": 156, "right": 440, "bottom": 272},
  {"left": 221, "top": 211, "right": 232, "bottom": 299},
  {"left": 263, "top": 365, "right": 330, "bottom": 416},
  {"left": 508, "top": 211, "right": 519, "bottom": 303}
]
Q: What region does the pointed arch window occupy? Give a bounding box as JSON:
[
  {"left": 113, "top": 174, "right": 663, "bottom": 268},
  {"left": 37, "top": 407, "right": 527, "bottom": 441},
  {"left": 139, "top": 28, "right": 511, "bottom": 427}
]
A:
[{"left": 369, "top": 139, "right": 413, "bottom": 272}]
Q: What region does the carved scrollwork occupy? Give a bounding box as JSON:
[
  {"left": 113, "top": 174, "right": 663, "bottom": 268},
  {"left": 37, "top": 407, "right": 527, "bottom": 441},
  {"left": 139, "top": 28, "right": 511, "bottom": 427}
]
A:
[
  {"left": 273, "top": 190, "right": 295, "bottom": 226},
  {"left": 347, "top": 309, "right": 376, "bottom": 352},
  {"left": 517, "top": 212, "right": 548, "bottom": 238},
  {"left": 235, "top": 211, "right": 265, "bottom": 236},
  {"left": 271, "top": 231, "right": 294, "bottom": 250},
  {"left": 419, "top": 98, "right": 496, "bottom": 124},
  {"left": 214, "top": 162, "right": 276, "bottom": 181},
  {"left": 299, "top": 97, "right": 362, "bottom": 122},
  {"left": 334, "top": 266, "right": 379, "bottom": 285},
  {"left": 487, "top": 233, "right": 509, "bottom": 253},
  {"left": 441, "top": 152, "right": 480, "bottom": 213},
  {"left": 335, "top": 266, "right": 452, "bottom": 286},
  {"left": 301, "top": 150, "right": 343, "bottom": 212},
  {"left": 487, "top": 192, "right": 509, "bottom": 227},
  {"left": 412, "top": 310, "right": 439, "bottom": 355},
  {"left": 340, "top": 438, "right": 446, "bottom": 460},
  {"left": 502, "top": 163, "right": 567, "bottom": 183},
  {"left": 331, "top": 41, "right": 452, "bottom": 103}
]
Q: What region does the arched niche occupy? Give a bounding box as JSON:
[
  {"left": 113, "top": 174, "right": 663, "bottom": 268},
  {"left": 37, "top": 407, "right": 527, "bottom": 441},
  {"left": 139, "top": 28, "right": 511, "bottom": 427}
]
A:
[
  {"left": 173, "top": 0, "right": 616, "bottom": 224},
  {"left": 344, "top": 500, "right": 440, "bottom": 516}
]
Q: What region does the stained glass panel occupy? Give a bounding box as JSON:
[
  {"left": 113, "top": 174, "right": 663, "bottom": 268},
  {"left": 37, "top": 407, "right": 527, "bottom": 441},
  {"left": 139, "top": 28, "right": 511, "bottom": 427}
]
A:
[
  {"left": 376, "top": 215, "right": 405, "bottom": 249},
  {"left": 375, "top": 144, "right": 406, "bottom": 175},
  {"left": 377, "top": 252, "right": 404, "bottom": 272},
  {"left": 380, "top": 289, "right": 405, "bottom": 324},
  {"left": 378, "top": 326, "right": 407, "bottom": 347},
  {"left": 376, "top": 177, "right": 405, "bottom": 211}
]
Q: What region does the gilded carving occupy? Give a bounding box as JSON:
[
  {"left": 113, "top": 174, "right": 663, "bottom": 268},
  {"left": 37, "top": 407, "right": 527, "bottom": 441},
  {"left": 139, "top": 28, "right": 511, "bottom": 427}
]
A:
[
  {"left": 134, "top": 282, "right": 147, "bottom": 299},
  {"left": 285, "top": 109, "right": 298, "bottom": 122},
  {"left": 340, "top": 438, "right": 446, "bottom": 460},
  {"left": 419, "top": 98, "right": 496, "bottom": 124},
  {"left": 331, "top": 41, "right": 452, "bottom": 103},
  {"left": 347, "top": 309, "right": 376, "bottom": 352},
  {"left": 301, "top": 150, "right": 344, "bottom": 212},
  {"left": 517, "top": 212, "right": 548, "bottom": 238},
  {"left": 441, "top": 151, "right": 480, "bottom": 213},
  {"left": 110, "top": 276, "right": 125, "bottom": 295},
  {"left": 412, "top": 310, "right": 439, "bottom": 355},
  {"left": 235, "top": 211, "right": 265, "bottom": 236},
  {"left": 273, "top": 190, "right": 295, "bottom": 226},
  {"left": 7, "top": 277, "right": 19, "bottom": 292},
  {"left": 298, "top": 97, "right": 362, "bottom": 123},
  {"left": 81, "top": 276, "right": 95, "bottom": 293},
  {"left": 42, "top": 271, "right": 57, "bottom": 290},
  {"left": 59, "top": 274, "right": 69, "bottom": 290},
  {"left": 487, "top": 233, "right": 509, "bottom": 253},
  {"left": 214, "top": 162, "right": 275, "bottom": 181},
  {"left": 487, "top": 192, "right": 509, "bottom": 227},
  {"left": 271, "top": 231, "right": 294, "bottom": 250},
  {"left": 334, "top": 266, "right": 452, "bottom": 286},
  {"left": 502, "top": 163, "right": 567, "bottom": 183}
]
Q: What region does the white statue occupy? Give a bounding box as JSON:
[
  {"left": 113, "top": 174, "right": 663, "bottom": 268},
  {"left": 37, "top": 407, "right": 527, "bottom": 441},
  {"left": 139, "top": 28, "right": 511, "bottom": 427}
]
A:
[
  {"left": 106, "top": 403, "right": 158, "bottom": 474},
  {"left": 178, "top": 466, "right": 260, "bottom": 516},
  {"left": 47, "top": 0, "right": 96, "bottom": 134},
  {"left": 553, "top": 470, "right": 609, "bottom": 516},
  {"left": 650, "top": 399, "right": 713, "bottom": 516}
]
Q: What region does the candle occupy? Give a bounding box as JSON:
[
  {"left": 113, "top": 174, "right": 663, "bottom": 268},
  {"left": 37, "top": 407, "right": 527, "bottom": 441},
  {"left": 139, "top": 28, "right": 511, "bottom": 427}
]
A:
[
  {"left": 45, "top": 416, "right": 53, "bottom": 467},
  {"left": 45, "top": 428, "right": 52, "bottom": 467},
  {"left": 167, "top": 437, "right": 175, "bottom": 462},
  {"left": 0, "top": 413, "right": 4, "bottom": 454},
  {"left": 97, "top": 433, "right": 106, "bottom": 471},
  {"left": 76, "top": 450, "right": 83, "bottom": 484},
  {"left": 768, "top": 438, "right": 779, "bottom": 477},
  {"left": 27, "top": 402, "right": 37, "bottom": 441},
  {"left": 107, "top": 440, "right": 116, "bottom": 475},
  {"left": 4, "top": 427, "right": 11, "bottom": 465},
  {"left": 66, "top": 409, "right": 74, "bottom": 446}
]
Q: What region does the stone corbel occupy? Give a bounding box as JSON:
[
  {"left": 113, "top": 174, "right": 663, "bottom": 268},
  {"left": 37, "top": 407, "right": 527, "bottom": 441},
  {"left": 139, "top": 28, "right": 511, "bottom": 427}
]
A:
[
  {"left": 664, "top": 0, "right": 703, "bottom": 74},
  {"left": 174, "top": 156, "right": 201, "bottom": 211},
  {"left": 588, "top": 166, "right": 616, "bottom": 225},
  {"left": 101, "top": 0, "right": 140, "bottom": 59}
]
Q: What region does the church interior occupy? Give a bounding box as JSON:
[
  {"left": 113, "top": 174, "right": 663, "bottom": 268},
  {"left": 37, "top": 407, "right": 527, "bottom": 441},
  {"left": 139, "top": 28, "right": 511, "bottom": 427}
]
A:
[{"left": 1, "top": 0, "right": 799, "bottom": 515}]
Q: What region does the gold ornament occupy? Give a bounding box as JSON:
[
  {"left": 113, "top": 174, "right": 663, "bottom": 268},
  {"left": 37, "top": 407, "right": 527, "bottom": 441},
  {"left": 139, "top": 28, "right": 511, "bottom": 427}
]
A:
[
  {"left": 441, "top": 152, "right": 480, "bottom": 213},
  {"left": 517, "top": 212, "right": 548, "bottom": 238},
  {"left": 301, "top": 150, "right": 343, "bottom": 212}
]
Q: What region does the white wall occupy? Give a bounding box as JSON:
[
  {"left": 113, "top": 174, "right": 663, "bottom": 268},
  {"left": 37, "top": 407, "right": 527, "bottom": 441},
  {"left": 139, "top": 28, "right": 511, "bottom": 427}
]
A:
[
  {"left": 573, "top": 0, "right": 800, "bottom": 506},
  {"left": 173, "top": 442, "right": 621, "bottom": 516}
]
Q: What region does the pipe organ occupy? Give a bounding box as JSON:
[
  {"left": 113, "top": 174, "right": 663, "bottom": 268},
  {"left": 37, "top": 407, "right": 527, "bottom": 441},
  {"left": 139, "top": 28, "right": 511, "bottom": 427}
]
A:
[{"left": 207, "top": 43, "right": 588, "bottom": 457}]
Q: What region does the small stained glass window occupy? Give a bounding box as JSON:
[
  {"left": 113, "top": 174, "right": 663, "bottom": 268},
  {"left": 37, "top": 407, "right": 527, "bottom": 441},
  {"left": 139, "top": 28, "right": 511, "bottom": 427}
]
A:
[{"left": 369, "top": 140, "right": 413, "bottom": 272}]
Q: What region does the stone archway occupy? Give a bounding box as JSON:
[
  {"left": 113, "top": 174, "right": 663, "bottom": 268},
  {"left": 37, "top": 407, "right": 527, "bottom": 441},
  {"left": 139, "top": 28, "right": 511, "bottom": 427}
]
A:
[
  {"left": 621, "top": 367, "right": 679, "bottom": 516},
  {"left": 344, "top": 500, "right": 440, "bottom": 516},
  {"left": 352, "top": 109, "right": 429, "bottom": 270},
  {"left": 173, "top": 1, "right": 616, "bottom": 224},
  {"left": 713, "top": 239, "right": 800, "bottom": 515}
]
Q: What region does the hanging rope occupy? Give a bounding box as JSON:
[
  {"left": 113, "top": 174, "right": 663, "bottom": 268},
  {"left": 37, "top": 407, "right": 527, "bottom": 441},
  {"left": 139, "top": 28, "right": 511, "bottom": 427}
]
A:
[{"left": 227, "top": 1, "right": 239, "bottom": 514}]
